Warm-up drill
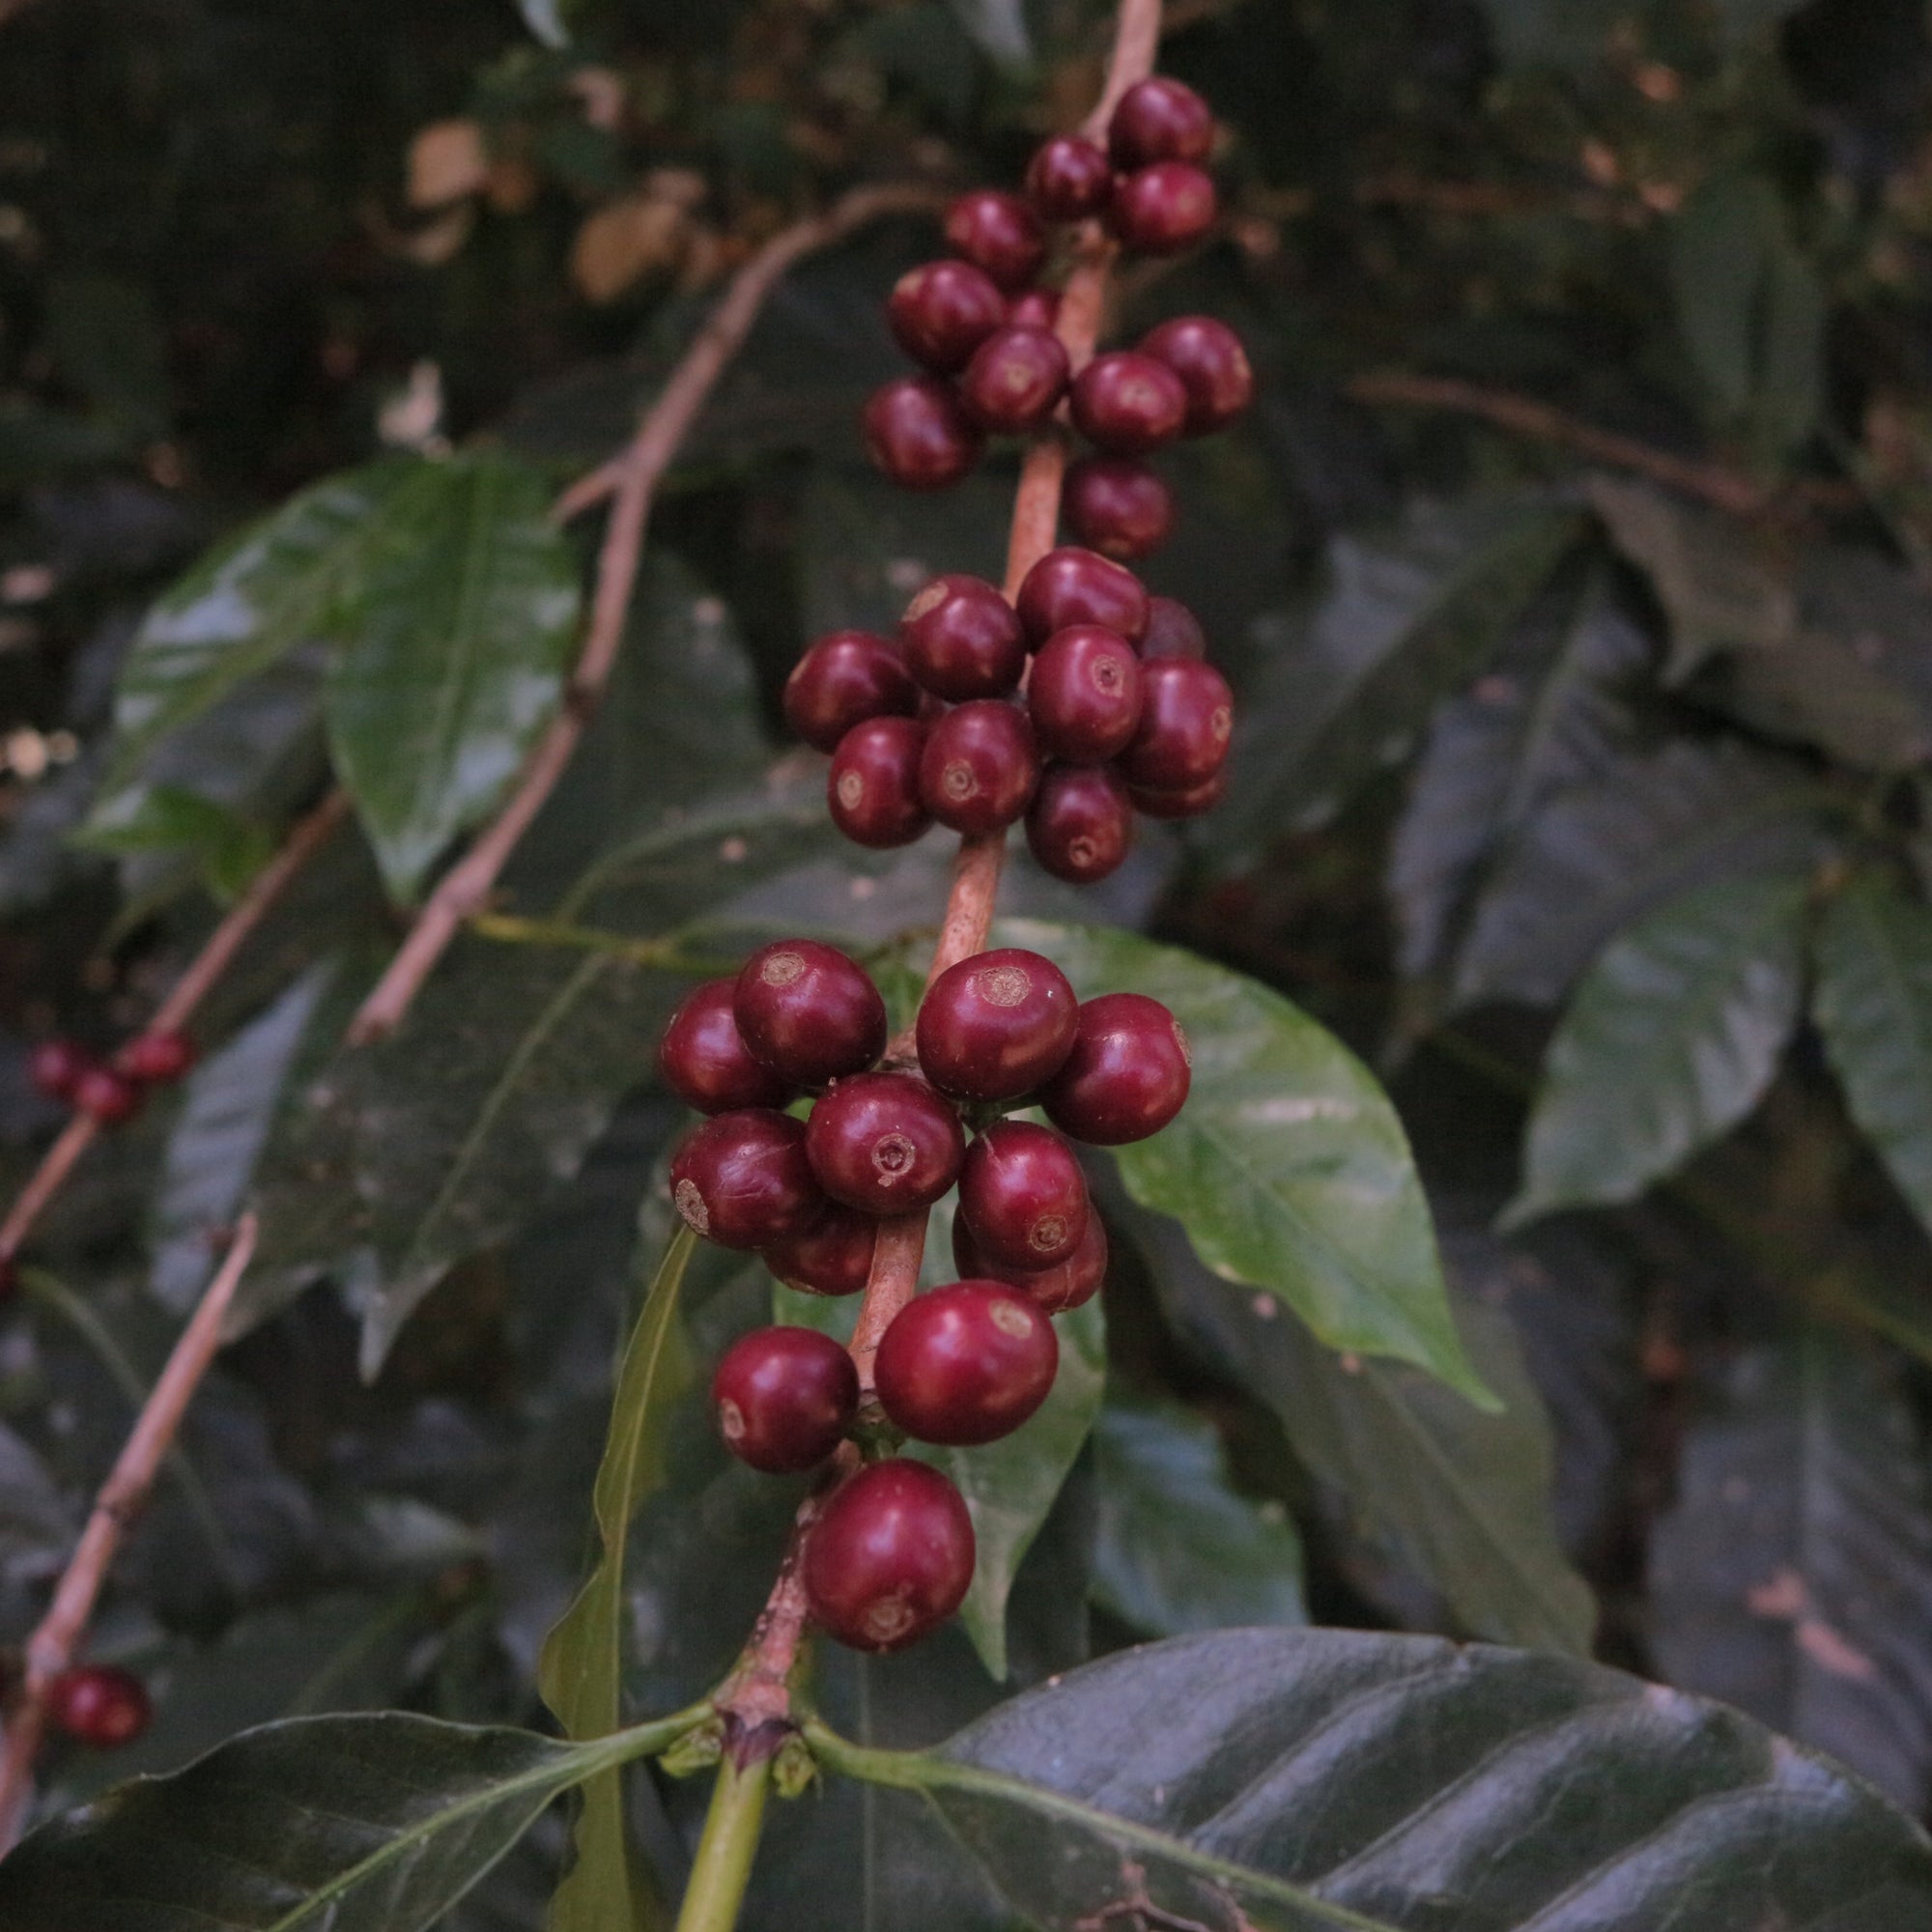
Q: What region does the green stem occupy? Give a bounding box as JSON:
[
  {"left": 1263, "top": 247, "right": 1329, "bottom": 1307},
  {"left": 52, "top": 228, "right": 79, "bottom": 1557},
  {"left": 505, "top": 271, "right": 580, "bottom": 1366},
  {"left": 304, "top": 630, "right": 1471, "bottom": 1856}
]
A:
[
  {"left": 673, "top": 1753, "right": 772, "bottom": 1932},
  {"left": 469, "top": 913, "right": 740, "bottom": 975}
]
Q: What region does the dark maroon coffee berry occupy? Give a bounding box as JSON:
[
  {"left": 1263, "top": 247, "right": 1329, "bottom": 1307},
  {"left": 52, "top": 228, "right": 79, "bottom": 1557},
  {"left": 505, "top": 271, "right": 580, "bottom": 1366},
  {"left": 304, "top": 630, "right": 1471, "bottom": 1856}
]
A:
[
  {"left": 953, "top": 1208, "right": 1108, "bottom": 1314},
  {"left": 958, "top": 1121, "right": 1090, "bottom": 1268},
  {"left": 1107, "top": 76, "right": 1214, "bottom": 167},
  {"left": 830, "top": 716, "right": 932, "bottom": 849},
  {"left": 802, "top": 1458, "right": 975, "bottom": 1652},
  {"left": 712, "top": 1325, "right": 859, "bottom": 1473},
  {"left": 1064, "top": 455, "right": 1174, "bottom": 559},
  {"left": 670, "top": 1109, "right": 825, "bottom": 1249},
  {"left": 1111, "top": 161, "right": 1218, "bottom": 256},
  {"left": 0, "top": 1255, "right": 17, "bottom": 1301},
  {"left": 1014, "top": 545, "right": 1150, "bottom": 647},
  {"left": 806, "top": 1071, "right": 965, "bottom": 1215},
  {"left": 943, "top": 189, "right": 1046, "bottom": 292},
  {"left": 863, "top": 378, "right": 982, "bottom": 491},
  {"left": 116, "top": 1031, "right": 195, "bottom": 1085},
  {"left": 1119, "top": 658, "right": 1234, "bottom": 793},
  {"left": 885, "top": 259, "right": 1007, "bottom": 373},
  {"left": 783, "top": 631, "right": 918, "bottom": 753},
  {"left": 958, "top": 326, "right": 1069, "bottom": 436},
  {"left": 1025, "top": 762, "right": 1134, "bottom": 885},
  {"left": 1070, "top": 350, "right": 1188, "bottom": 456},
  {"left": 874, "top": 1280, "right": 1059, "bottom": 1446},
  {"left": 1141, "top": 593, "right": 1207, "bottom": 660},
  {"left": 1026, "top": 134, "right": 1114, "bottom": 222},
  {"left": 915, "top": 947, "right": 1078, "bottom": 1102},
  {"left": 1138, "top": 315, "right": 1254, "bottom": 434},
  {"left": 1028, "top": 624, "right": 1144, "bottom": 762},
  {"left": 919, "top": 700, "right": 1039, "bottom": 836},
  {"left": 72, "top": 1065, "right": 140, "bottom": 1126},
  {"left": 27, "top": 1037, "right": 92, "bottom": 1103},
  {"left": 660, "top": 979, "right": 797, "bottom": 1115},
  {"left": 45, "top": 1664, "right": 152, "bottom": 1747},
  {"left": 1007, "top": 287, "right": 1061, "bottom": 332},
  {"left": 1041, "top": 992, "right": 1191, "bottom": 1145},
  {"left": 899, "top": 574, "right": 1026, "bottom": 701},
  {"left": 763, "top": 1206, "right": 877, "bottom": 1297},
  {"left": 1129, "top": 769, "right": 1228, "bottom": 819},
  {"left": 734, "top": 939, "right": 887, "bottom": 1089}
]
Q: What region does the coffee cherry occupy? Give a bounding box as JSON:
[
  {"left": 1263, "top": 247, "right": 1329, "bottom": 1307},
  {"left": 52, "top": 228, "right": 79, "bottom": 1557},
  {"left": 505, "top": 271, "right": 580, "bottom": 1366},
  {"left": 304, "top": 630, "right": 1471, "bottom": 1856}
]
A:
[
  {"left": 784, "top": 632, "right": 918, "bottom": 753},
  {"left": 874, "top": 1280, "right": 1059, "bottom": 1446},
  {"left": 670, "top": 1109, "right": 825, "bottom": 1249},
  {"left": 1007, "top": 287, "right": 1061, "bottom": 332},
  {"left": 1107, "top": 76, "right": 1214, "bottom": 167},
  {"left": 1141, "top": 593, "right": 1207, "bottom": 660},
  {"left": 117, "top": 1031, "right": 195, "bottom": 1085},
  {"left": 886, "top": 259, "right": 1007, "bottom": 373},
  {"left": 806, "top": 1071, "right": 965, "bottom": 1215},
  {"left": 1070, "top": 351, "right": 1188, "bottom": 456},
  {"left": 1026, "top": 134, "right": 1114, "bottom": 222},
  {"left": 1025, "top": 763, "right": 1134, "bottom": 885},
  {"left": 1119, "top": 658, "right": 1234, "bottom": 792},
  {"left": 734, "top": 939, "right": 887, "bottom": 1089},
  {"left": 943, "top": 189, "right": 1046, "bottom": 292},
  {"left": 919, "top": 700, "right": 1039, "bottom": 837},
  {"left": 1014, "top": 545, "right": 1150, "bottom": 648},
  {"left": 803, "top": 1458, "right": 975, "bottom": 1652},
  {"left": 830, "top": 717, "right": 932, "bottom": 849},
  {"left": 958, "top": 1121, "right": 1090, "bottom": 1268},
  {"left": 864, "top": 378, "right": 982, "bottom": 491},
  {"left": 958, "top": 326, "right": 1068, "bottom": 436},
  {"left": 1028, "top": 625, "right": 1144, "bottom": 763},
  {"left": 1064, "top": 456, "right": 1174, "bottom": 559},
  {"left": 1111, "top": 161, "right": 1218, "bottom": 256},
  {"left": 1041, "top": 992, "right": 1190, "bottom": 1145},
  {"left": 72, "top": 1065, "right": 141, "bottom": 1126},
  {"left": 763, "top": 1206, "right": 877, "bottom": 1297},
  {"left": 1129, "top": 769, "right": 1228, "bottom": 819},
  {"left": 900, "top": 574, "right": 1026, "bottom": 701},
  {"left": 712, "top": 1326, "right": 859, "bottom": 1472},
  {"left": 1138, "top": 316, "right": 1254, "bottom": 434},
  {"left": 27, "top": 1037, "right": 92, "bottom": 1103},
  {"left": 45, "top": 1664, "right": 151, "bottom": 1747},
  {"left": 915, "top": 947, "right": 1078, "bottom": 1102},
  {"left": 659, "top": 979, "right": 797, "bottom": 1115},
  {"left": 953, "top": 1208, "right": 1107, "bottom": 1314},
  {"left": 0, "top": 1255, "right": 16, "bottom": 1301}
]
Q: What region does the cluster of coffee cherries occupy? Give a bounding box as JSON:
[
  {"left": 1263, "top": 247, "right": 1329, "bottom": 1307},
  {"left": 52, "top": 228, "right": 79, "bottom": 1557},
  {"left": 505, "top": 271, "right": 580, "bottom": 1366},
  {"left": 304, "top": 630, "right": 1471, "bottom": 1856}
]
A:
[
  {"left": 658, "top": 937, "right": 1188, "bottom": 1653},
  {"left": 865, "top": 75, "right": 1252, "bottom": 560},
  {"left": 25, "top": 1029, "right": 196, "bottom": 1128},
  {"left": 785, "top": 546, "right": 1231, "bottom": 884}
]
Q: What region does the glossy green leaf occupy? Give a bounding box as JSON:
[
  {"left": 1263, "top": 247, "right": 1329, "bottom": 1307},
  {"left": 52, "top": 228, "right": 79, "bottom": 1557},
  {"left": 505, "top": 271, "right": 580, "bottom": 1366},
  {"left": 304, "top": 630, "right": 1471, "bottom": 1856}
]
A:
[
  {"left": 814, "top": 1626, "right": 1932, "bottom": 1931},
  {"left": 1509, "top": 872, "right": 1810, "bottom": 1224},
  {"left": 323, "top": 454, "right": 580, "bottom": 900},
  {"left": 1090, "top": 1394, "right": 1306, "bottom": 1636},
  {"left": 1001, "top": 920, "right": 1490, "bottom": 1406}
]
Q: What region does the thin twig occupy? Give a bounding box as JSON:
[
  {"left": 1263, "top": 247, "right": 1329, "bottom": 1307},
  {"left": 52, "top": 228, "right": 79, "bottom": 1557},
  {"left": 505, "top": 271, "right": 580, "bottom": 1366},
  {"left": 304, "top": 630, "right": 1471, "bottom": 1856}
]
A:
[
  {"left": 346, "top": 183, "right": 946, "bottom": 1047},
  {"left": 0, "top": 1215, "right": 259, "bottom": 1851}
]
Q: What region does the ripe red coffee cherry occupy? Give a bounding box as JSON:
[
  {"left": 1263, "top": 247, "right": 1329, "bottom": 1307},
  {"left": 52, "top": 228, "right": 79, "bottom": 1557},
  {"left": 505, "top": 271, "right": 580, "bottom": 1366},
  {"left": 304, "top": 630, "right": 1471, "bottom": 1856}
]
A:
[
  {"left": 670, "top": 1109, "right": 825, "bottom": 1249},
  {"left": 117, "top": 1031, "right": 195, "bottom": 1085},
  {"left": 830, "top": 716, "right": 932, "bottom": 849},
  {"left": 1025, "top": 763, "right": 1134, "bottom": 885},
  {"left": 659, "top": 979, "right": 797, "bottom": 1115},
  {"left": 27, "top": 1037, "right": 92, "bottom": 1102},
  {"left": 734, "top": 939, "right": 887, "bottom": 1089},
  {"left": 1028, "top": 624, "right": 1145, "bottom": 762},
  {"left": 1119, "top": 658, "right": 1234, "bottom": 792},
  {"left": 919, "top": 700, "right": 1039, "bottom": 836},
  {"left": 953, "top": 1208, "right": 1107, "bottom": 1314},
  {"left": 943, "top": 189, "right": 1046, "bottom": 292},
  {"left": 712, "top": 1325, "right": 859, "bottom": 1473},
  {"left": 1007, "top": 287, "right": 1061, "bottom": 332},
  {"left": 1026, "top": 135, "right": 1114, "bottom": 222},
  {"left": 1141, "top": 593, "right": 1207, "bottom": 660},
  {"left": 802, "top": 1458, "right": 975, "bottom": 1652},
  {"left": 899, "top": 574, "right": 1026, "bottom": 701},
  {"left": 1070, "top": 350, "right": 1189, "bottom": 456},
  {"left": 45, "top": 1664, "right": 152, "bottom": 1747},
  {"left": 1014, "top": 545, "right": 1150, "bottom": 647},
  {"left": 1111, "top": 161, "right": 1218, "bottom": 256},
  {"left": 959, "top": 1121, "right": 1090, "bottom": 1268},
  {"left": 763, "top": 1205, "right": 877, "bottom": 1297},
  {"left": 1138, "top": 315, "right": 1254, "bottom": 435},
  {"left": 1107, "top": 75, "right": 1214, "bottom": 167},
  {"left": 874, "top": 1281, "right": 1059, "bottom": 1446},
  {"left": 885, "top": 259, "right": 1007, "bottom": 373},
  {"left": 863, "top": 378, "right": 982, "bottom": 491},
  {"left": 0, "top": 1255, "right": 16, "bottom": 1302},
  {"left": 783, "top": 631, "right": 918, "bottom": 753},
  {"left": 1041, "top": 991, "right": 1191, "bottom": 1145},
  {"left": 1064, "top": 455, "right": 1174, "bottom": 559},
  {"left": 1129, "top": 769, "right": 1228, "bottom": 819},
  {"left": 806, "top": 1071, "right": 965, "bottom": 1215},
  {"left": 915, "top": 947, "right": 1078, "bottom": 1102},
  {"left": 72, "top": 1065, "right": 141, "bottom": 1126},
  {"left": 958, "top": 326, "right": 1069, "bottom": 436}
]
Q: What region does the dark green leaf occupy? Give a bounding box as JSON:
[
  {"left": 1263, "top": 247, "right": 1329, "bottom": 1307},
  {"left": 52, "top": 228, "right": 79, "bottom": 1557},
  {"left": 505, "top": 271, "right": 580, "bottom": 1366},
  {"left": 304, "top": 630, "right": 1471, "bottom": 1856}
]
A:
[{"left": 1479, "top": 0, "right": 1620, "bottom": 67}]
